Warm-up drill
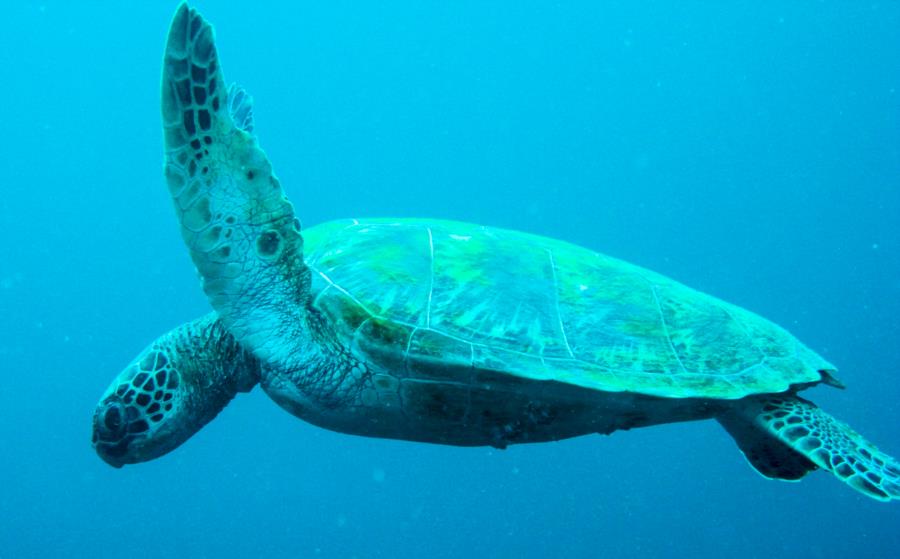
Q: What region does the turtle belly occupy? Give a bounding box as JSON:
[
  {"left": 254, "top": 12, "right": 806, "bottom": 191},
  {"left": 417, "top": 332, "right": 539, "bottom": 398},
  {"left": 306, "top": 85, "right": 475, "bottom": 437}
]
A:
[
  {"left": 261, "top": 365, "right": 720, "bottom": 448},
  {"left": 380, "top": 372, "right": 630, "bottom": 447}
]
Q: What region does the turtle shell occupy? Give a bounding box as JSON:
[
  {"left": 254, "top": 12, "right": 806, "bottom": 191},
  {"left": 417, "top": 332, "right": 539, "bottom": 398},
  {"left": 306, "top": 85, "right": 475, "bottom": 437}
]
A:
[{"left": 302, "top": 218, "right": 836, "bottom": 400}]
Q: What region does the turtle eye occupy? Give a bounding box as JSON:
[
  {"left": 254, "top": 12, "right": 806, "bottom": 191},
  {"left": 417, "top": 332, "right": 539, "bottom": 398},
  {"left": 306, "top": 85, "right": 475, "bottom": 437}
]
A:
[
  {"left": 104, "top": 406, "right": 122, "bottom": 432},
  {"left": 96, "top": 399, "right": 129, "bottom": 442}
]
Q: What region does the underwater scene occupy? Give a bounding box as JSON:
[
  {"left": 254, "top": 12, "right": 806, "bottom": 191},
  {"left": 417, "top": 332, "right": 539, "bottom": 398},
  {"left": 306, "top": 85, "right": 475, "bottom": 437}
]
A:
[{"left": 0, "top": 2, "right": 898, "bottom": 558}]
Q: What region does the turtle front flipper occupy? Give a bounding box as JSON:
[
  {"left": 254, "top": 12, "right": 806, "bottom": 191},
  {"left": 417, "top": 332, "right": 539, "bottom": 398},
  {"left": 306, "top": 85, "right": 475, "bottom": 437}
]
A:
[
  {"left": 720, "top": 396, "right": 900, "bottom": 501},
  {"left": 161, "top": 4, "right": 310, "bottom": 364}
]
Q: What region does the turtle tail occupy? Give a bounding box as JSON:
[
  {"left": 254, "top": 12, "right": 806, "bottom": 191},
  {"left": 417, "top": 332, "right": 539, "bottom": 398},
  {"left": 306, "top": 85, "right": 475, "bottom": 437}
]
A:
[{"left": 718, "top": 395, "right": 900, "bottom": 502}]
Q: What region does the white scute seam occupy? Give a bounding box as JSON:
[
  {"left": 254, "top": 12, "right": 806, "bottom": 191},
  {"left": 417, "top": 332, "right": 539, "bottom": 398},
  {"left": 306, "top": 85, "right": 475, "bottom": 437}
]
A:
[
  {"left": 426, "top": 227, "right": 435, "bottom": 328},
  {"left": 547, "top": 248, "right": 575, "bottom": 359}
]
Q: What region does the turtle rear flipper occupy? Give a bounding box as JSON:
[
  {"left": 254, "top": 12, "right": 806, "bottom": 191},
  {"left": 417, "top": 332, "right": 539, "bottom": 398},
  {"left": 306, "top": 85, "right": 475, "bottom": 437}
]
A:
[
  {"left": 161, "top": 4, "right": 312, "bottom": 366},
  {"left": 720, "top": 396, "right": 900, "bottom": 501},
  {"left": 718, "top": 411, "right": 818, "bottom": 481}
]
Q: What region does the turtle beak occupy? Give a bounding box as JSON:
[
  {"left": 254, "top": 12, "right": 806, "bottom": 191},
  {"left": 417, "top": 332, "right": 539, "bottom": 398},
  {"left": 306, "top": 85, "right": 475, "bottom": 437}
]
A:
[
  {"left": 96, "top": 449, "right": 126, "bottom": 469},
  {"left": 91, "top": 397, "right": 131, "bottom": 468}
]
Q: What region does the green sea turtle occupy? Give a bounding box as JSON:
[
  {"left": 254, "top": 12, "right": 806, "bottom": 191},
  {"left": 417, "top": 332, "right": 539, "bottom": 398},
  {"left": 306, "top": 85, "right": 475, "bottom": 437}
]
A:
[{"left": 92, "top": 3, "right": 900, "bottom": 502}]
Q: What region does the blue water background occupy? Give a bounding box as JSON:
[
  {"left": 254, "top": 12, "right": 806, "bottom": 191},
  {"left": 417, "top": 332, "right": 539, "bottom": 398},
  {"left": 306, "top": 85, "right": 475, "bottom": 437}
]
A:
[{"left": 1, "top": 2, "right": 898, "bottom": 557}]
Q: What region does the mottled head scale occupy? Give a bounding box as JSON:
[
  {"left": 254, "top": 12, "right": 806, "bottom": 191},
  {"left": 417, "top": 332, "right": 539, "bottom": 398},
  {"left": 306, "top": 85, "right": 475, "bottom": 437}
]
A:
[{"left": 92, "top": 345, "right": 181, "bottom": 467}]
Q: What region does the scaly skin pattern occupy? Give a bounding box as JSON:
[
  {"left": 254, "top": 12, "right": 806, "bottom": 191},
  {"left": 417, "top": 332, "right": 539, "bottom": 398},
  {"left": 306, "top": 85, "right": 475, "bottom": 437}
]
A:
[
  {"left": 730, "top": 396, "right": 900, "bottom": 501},
  {"left": 160, "top": 4, "right": 346, "bottom": 382}
]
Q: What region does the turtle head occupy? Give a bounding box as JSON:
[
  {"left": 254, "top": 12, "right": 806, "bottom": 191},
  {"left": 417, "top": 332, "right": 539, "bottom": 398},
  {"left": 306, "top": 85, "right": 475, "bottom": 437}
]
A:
[
  {"left": 92, "top": 315, "right": 259, "bottom": 467},
  {"left": 92, "top": 343, "right": 192, "bottom": 467}
]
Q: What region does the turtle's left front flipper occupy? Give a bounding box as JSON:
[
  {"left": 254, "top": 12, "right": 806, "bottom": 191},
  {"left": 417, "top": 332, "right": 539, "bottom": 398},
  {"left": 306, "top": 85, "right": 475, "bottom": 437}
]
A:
[
  {"left": 161, "top": 4, "right": 312, "bottom": 365},
  {"left": 720, "top": 396, "right": 900, "bottom": 502}
]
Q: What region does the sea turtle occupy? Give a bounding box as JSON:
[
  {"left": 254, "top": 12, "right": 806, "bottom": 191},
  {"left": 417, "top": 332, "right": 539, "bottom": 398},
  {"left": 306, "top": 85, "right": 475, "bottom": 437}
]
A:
[{"left": 92, "top": 3, "right": 900, "bottom": 502}]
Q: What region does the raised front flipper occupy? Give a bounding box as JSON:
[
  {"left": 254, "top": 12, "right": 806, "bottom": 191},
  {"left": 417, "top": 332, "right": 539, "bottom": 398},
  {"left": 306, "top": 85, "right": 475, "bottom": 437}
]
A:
[
  {"left": 161, "top": 4, "right": 312, "bottom": 365},
  {"left": 721, "top": 396, "right": 900, "bottom": 502}
]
